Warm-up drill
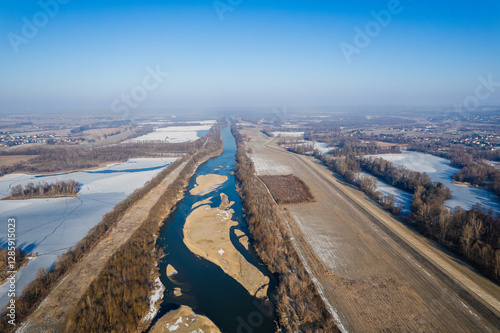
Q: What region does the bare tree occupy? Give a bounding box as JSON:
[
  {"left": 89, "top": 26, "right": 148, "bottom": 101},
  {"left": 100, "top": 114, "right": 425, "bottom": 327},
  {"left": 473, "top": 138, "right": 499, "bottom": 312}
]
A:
[
  {"left": 461, "top": 224, "right": 474, "bottom": 258},
  {"left": 470, "top": 213, "right": 484, "bottom": 242},
  {"left": 438, "top": 209, "right": 451, "bottom": 243}
]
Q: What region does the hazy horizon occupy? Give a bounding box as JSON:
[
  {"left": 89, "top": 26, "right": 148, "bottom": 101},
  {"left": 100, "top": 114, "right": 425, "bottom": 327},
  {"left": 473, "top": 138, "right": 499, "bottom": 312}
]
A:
[{"left": 1, "top": 0, "right": 499, "bottom": 114}]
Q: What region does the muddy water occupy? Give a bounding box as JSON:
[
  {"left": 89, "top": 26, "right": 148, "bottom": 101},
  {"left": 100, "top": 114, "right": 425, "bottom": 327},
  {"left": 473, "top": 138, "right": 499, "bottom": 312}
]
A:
[{"left": 149, "top": 126, "right": 276, "bottom": 332}]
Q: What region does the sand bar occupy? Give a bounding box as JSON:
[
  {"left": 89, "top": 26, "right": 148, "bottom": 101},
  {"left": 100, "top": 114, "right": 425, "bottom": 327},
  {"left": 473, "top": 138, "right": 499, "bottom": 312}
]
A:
[
  {"left": 190, "top": 174, "right": 228, "bottom": 195},
  {"left": 184, "top": 192, "right": 269, "bottom": 298},
  {"left": 150, "top": 305, "right": 220, "bottom": 333}
]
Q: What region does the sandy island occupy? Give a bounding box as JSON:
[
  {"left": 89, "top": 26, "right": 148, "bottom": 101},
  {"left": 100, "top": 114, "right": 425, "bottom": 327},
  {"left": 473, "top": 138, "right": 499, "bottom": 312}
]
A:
[
  {"left": 166, "top": 264, "right": 178, "bottom": 277},
  {"left": 150, "top": 305, "right": 220, "bottom": 333},
  {"left": 184, "top": 175, "right": 269, "bottom": 298},
  {"left": 235, "top": 229, "right": 250, "bottom": 250},
  {"left": 190, "top": 174, "right": 228, "bottom": 195}
]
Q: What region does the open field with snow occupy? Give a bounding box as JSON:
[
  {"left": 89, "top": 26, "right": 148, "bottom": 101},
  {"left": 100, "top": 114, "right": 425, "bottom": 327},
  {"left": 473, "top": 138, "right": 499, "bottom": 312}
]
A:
[
  {"left": 0, "top": 157, "right": 176, "bottom": 307},
  {"left": 250, "top": 153, "right": 293, "bottom": 175},
  {"left": 372, "top": 152, "right": 500, "bottom": 212},
  {"left": 127, "top": 124, "right": 213, "bottom": 143},
  {"left": 270, "top": 131, "right": 304, "bottom": 137}
]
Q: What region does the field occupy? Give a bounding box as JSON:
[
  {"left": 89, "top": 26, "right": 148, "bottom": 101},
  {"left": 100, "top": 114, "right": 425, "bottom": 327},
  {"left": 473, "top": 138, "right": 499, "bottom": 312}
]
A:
[
  {"left": 0, "top": 155, "right": 32, "bottom": 166},
  {"left": 370, "top": 151, "right": 500, "bottom": 212},
  {"left": 127, "top": 125, "right": 213, "bottom": 143},
  {"left": 0, "top": 158, "right": 177, "bottom": 307},
  {"left": 259, "top": 175, "right": 314, "bottom": 204},
  {"left": 242, "top": 124, "right": 500, "bottom": 333}
]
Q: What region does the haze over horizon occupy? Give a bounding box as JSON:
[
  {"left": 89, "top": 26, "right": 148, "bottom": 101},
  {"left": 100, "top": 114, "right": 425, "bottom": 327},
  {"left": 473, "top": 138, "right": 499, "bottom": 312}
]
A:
[{"left": 1, "top": 0, "right": 499, "bottom": 114}]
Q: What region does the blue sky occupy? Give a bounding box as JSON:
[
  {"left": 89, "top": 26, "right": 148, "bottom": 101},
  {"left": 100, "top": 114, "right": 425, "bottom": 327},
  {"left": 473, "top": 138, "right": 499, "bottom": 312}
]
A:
[{"left": 1, "top": 0, "right": 499, "bottom": 114}]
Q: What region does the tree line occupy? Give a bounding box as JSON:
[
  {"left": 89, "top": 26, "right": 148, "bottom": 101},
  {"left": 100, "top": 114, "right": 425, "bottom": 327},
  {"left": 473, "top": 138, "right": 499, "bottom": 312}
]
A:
[
  {"left": 0, "top": 248, "right": 27, "bottom": 285},
  {"left": 232, "top": 124, "right": 339, "bottom": 333},
  {"left": 0, "top": 135, "right": 208, "bottom": 176},
  {"left": 8, "top": 180, "right": 80, "bottom": 199},
  {"left": 452, "top": 161, "right": 500, "bottom": 197},
  {"left": 286, "top": 133, "right": 401, "bottom": 157},
  {"left": 0, "top": 125, "right": 224, "bottom": 332}
]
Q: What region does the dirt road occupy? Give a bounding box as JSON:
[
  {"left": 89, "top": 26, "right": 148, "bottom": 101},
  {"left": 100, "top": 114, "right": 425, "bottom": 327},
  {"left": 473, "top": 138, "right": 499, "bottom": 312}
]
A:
[
  {"left": 243, "top": 126, "right": 500, "bottom": 333},
  {"left": 18, "top": 161, "right": 187, "bottom": 333}
]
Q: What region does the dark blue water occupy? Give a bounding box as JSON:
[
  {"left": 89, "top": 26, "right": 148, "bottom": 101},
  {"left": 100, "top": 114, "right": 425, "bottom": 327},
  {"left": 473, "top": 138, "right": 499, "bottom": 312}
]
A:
[
  {"left": 85, "top": 165, "right": 168, "bottom": 174},
  {"left": 149, "top": 126, "right": 276, "bottom": 333},
  {"left": 33, "top": 164, "right": 171, "bottom": 178}
]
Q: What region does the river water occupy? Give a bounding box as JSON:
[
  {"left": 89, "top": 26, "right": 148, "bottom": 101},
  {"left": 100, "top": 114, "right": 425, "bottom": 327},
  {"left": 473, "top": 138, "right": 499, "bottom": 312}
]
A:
[{"left": 149, "top": 126, "right": 276, "bottom": 332}]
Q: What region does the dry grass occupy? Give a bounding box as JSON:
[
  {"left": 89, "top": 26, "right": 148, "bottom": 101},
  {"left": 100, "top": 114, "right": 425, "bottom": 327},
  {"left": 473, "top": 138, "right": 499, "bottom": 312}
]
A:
[
  {"left": 259, "top": 174, "right": 315, "bottom": 204},
  {"left": 82, "top": 128, "right": 122, "bottom": 140},
  {"left": 0, "top": 155, "right": 32, "bottom": 166}
]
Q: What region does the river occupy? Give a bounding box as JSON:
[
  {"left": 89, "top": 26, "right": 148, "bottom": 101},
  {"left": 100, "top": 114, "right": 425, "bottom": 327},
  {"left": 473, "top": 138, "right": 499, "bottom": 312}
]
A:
[{"left": 149, "top": 126, "right": 276, "bottom": 332}]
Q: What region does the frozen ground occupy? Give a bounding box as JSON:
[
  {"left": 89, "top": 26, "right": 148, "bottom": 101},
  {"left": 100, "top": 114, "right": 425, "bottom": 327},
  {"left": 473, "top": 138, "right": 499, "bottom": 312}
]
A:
[
  {"left": 127, "top": 125, "right": 213, "bottom": 143},
  {"left": 250, "top": 153, "right": 293, "bottom": 175},
  {"left": 141, "top": 120, "right": 216, "bottom": 126},
  {"left": 0, "top": 157, "right": 177, "bottom": 307},
  {"left": 270, "top": 131, "right": 304, "bottom": 137},
  {"left": 372, "top": 152, "right": 500, "bottom": 212},
  {"left": 313, "top": 142, "right": 331, "bottom": 155},
  {"left": 359, "top": 172, "right": 412, "bottom": 211}
]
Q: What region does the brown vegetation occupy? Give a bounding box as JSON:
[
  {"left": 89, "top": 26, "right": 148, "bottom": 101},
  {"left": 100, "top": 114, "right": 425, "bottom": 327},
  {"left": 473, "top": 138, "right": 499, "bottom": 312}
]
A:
[
  {"left": 232, "top": 124, "right": 339, "bottom": 333},
  {"left": 453, "top": 161, "right": 500, "bottom": 197},
  {"left": 7, "top": 180, "right": 79, "bottom": 199},
  {"left": 0, "top": 125, "right": 223, "bottom": 332},
  {"left": 0, "top": 248, "right": 27, "bottom": 284},
  {"left": 0, "top": 133, "right": 207, "bottom": 176},
  {"left": 259, "top": 175, "right": 314, "bottom": 204}
]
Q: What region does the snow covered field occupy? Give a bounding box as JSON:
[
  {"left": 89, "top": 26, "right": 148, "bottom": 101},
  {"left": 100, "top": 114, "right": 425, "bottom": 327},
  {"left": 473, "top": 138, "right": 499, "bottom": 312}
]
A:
[
  {"left": 372, "top": 152, "right": 500, "bottom": 212},
  {"left": 250, "top": 153, "right": 293, "bottom": 175},
  {"left": 270, "top": 131, "right": 304, "bottom": 137},
  {"left": 127, "top": 124, "right": 213, "bottom": 143},
  {"left": 0, "top": 158, "right": 177, "bottom": 307}
]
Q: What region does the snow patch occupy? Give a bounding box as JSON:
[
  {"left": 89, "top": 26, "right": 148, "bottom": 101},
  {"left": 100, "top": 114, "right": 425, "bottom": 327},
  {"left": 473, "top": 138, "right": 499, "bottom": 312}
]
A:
[
  {"left": 127, "top": 125, "right": 212, "bottom": 143},
  {"left": 143, "top": 277, "right": 165, "bottom": 322}
]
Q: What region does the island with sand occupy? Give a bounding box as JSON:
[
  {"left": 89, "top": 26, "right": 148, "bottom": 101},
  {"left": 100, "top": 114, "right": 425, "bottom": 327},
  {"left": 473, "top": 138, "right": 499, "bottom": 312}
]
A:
[
  {"left": 150, "top": 306, "right": 220, "bottom": 333},
  {"left": 190, "top": 174, "right": 228, "bottom": 195},
  {"left": 184, "top": 175, "right": 269, "bottom": 298}
]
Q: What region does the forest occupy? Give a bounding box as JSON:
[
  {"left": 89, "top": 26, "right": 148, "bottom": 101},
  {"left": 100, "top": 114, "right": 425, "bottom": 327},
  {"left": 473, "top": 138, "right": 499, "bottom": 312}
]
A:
[
  {"left": 0, "top": 137, "right": 205, "bottom": 176},
  {"left": 285, "top": 133, "right": 401, "bottom": 157},
  {"left": 452, "top": 161, "right": 500, "bottom": 197},
  {"left": 0, "top": 125, "right": 224, "bottom": 332},
  {"left": 408, "top": 140, "right": 500, "bottom": 162},
  {"left": 232, "top": 124, "right": 339, "bottom": 333},
  {"left": 8, "top": 180, "right": 80, "bottom": 199},
  {"left": 259, "top": 175, "right": 315, "bottom": 204}
]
